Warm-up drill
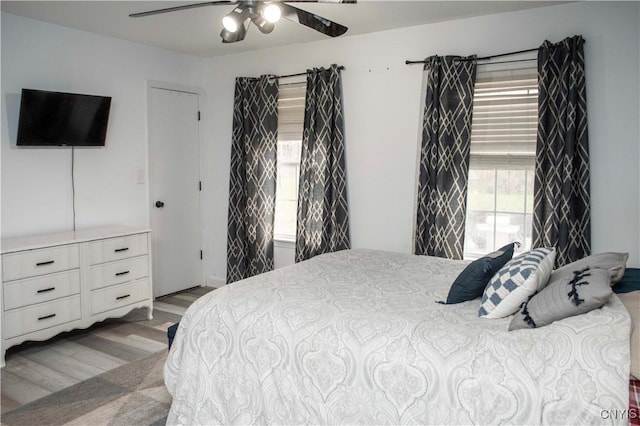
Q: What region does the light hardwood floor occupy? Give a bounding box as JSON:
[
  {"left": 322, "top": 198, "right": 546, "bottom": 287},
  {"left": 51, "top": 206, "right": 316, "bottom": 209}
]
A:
[{"left": 0, "top": 285, "right": 215, "bottom": 414}]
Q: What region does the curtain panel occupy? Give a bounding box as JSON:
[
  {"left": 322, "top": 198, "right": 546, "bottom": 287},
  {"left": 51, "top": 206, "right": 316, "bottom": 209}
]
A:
[
  {"left": 415, "top": 55, "right": 477, "bottom": 259},
  {"left": 295, "top": 64, "right": 350, "bottom": 262},
  {"left": 226, "top": 75, "right": 279, "bottom": 283},
  {"left": 532, "top": 35, "right": 591, "bottom": 266}
]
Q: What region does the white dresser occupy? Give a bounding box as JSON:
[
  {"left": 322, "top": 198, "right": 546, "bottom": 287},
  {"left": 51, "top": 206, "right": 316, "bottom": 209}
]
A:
[{"left": 0, "top": 226, "right": 153, "bottom": 367}]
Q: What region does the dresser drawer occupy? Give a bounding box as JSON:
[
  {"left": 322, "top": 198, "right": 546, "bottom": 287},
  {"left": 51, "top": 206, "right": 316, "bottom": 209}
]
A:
[
  {"left": 89, "top": 256, "right": 149, "bottom": 290},
  {"left": 3, "top": 270, "right": 81, "bottom": 311},
  {"left": 4, "top": 295, "right": 82, "bottom": 339},
  {"left": 90, "top": 279, "right": 149, "bottom": 315},
  {"left": 88, "top": 233, "right": 148, "bottom": 265},
  {"left": 2, "top": 244, "right": 79, "bottom": 282}
]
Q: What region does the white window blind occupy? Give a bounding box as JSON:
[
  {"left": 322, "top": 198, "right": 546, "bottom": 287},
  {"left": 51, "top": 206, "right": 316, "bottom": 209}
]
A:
[
  {"left": 470, "top": 66, "right": 538, "bottom": 168},
  {"left": 274, "top": 82, "right": 306, "bottom": 241},
  {"left": 464, "top": 64, "right": 538, "bottom": 259},
  {"left": 278, "top": 82, "right": 306, "bottom": 142}
]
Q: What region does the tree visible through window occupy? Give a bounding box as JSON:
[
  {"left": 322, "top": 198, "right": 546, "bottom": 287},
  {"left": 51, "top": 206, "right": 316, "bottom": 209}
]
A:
[
  {"left": 274, "top": 82, "right": 306, "bottom": 241},
  {"left": 464, "top": 65, "right": 538, "bottom": 259}
]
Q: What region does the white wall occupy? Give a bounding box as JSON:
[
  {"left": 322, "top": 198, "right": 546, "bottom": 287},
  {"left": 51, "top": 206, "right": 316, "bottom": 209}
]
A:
[
  {"left": 2, "top": 2, "right": 638, "bottom": 286},
  {"left": 202, "top": 1, "right": 640, "bottom": 282},
  {"left": 1, "top": 13, "right": 204, "bottom": 238}
]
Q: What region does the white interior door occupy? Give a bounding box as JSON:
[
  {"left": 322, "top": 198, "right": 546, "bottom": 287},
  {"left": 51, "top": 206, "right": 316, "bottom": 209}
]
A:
[{"left": 149, "top": 87, "right": 202, "bottom": 297}]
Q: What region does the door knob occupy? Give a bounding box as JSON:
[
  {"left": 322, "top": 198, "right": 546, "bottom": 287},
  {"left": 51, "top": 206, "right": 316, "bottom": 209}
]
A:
[{"left": 155, "top": 201, "right": 165, "bottom": 208}]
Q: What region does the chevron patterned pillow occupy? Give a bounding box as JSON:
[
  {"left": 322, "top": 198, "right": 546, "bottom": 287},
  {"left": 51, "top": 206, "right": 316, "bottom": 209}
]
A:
[{"left": 479, "top": 247, "right": 556, "bottom": 318}]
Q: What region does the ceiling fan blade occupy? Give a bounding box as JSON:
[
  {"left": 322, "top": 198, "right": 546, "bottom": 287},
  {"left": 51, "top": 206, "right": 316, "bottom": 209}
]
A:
[
  {"left": 285, "top": 0, "right": 356, "bottom": 3},
  {"left": 280, "top": 2, "right": 348, "bottom": 37},
  {"left": 129, "top": 1, "right": 237, "bottom": 18}
]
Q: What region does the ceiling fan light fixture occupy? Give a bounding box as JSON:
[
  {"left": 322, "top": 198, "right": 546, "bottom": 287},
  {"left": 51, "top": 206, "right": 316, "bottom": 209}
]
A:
[
  {"left": 262, "top": 3, "right": 281, "bottom": 24},
  {"left": 222, "top": 6, "right": 249, "bottom": 33},
  {"left": 251, "top": 14, "right": 275, "bottom": 34},
  {"left": 221, "top": 15, "right": 249, "bottom": 43},
  {"left": 130, "top": 0, "right": 355, "bottom": 44},
  {"left": 222, "top": 15, "right": 238, "bottom": 32}
]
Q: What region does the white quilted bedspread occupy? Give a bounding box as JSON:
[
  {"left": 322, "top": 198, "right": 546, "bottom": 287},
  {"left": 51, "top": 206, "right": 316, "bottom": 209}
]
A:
[{"left": 164, "top": 249, "right": 631, "bottom": 425}]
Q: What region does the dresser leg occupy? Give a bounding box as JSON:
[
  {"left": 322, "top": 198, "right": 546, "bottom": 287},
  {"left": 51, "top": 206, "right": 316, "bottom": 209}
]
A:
[
  {"left": 147, "top": 304, "right": 153, "bottom": 320},
  {"left": 1, "top": 349, "right": 6, "bottom": 369}
]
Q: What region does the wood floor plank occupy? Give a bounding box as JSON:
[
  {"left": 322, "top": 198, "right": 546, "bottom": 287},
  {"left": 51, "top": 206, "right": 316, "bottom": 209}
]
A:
[
  {"left": 153, "top": 301, "right": 187, "bottom": 316},
  {"left": 120, "top": 334, "right": 167, "bottom": 353},
  {"left": 151, "top": 321, "right": 178, "bottom": 332},
  {"left": 2, "top": 355, "right": 79, "bottom": 392},
  {"left": 137, "top": 309, "right": 181, "bottom": 327},
  {"left": 95, "top": 330, "right": 167, "bottom": 354},
  {"left": 189, "top": 286, "right": 217, "bottom": 296},
  {"left": 1, "top": 394, "right": 20, "bottom": 414},
  {"left": 49, "top": 341, "right": 126, "bottom": 371},
  {"left": 1, "top": 285, "right": 205, "bottom": 413},
  {"left": 23, "top": 349, "right": 106, "bottom": 381},
  {"left": 70, "top": 334, "right": 152, "bottom": 362},
  {"left": 0, "top": 370, "right": 51, "bottom": 405},
  {"left": 152, "top": 309, "right": 182, "bottom": 321},
  {"left": 156, "top": 296, "right": 192, "bottom": 308},
  {"left": 100, "top": 321, "right": 168, "bottom": 343},
  {"left": 171, "top": 293, "right": 199, "bottom": 303},
  {"left": 43, "top": 339, "right": 90, "bottom": 356}
]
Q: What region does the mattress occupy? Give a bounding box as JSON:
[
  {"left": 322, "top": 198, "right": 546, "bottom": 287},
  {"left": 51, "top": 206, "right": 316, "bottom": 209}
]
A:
[{"left": 164, "top": 249, "right": 631, "bottom": 425}]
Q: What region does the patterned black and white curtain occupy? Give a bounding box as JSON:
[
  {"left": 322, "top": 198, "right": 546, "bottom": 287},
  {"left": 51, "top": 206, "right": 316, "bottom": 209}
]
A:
[
  {"left": 295, "top": 64, "right": 350, "bottom": 262},
  {"left": 414, "top": 55, "right": 477, "bottom": 259},
  {"left": 226, "top": 76, "right": 278, "bottom": 283},
  {"left": 532, "top": 35, "right": 590, "bottom": 266}
]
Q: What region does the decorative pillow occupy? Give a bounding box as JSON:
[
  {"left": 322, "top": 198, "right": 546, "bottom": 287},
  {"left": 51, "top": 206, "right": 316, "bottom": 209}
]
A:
[
  {"left": 509, "top": 267, "right": 613, "bottom": 331},
  {"left": 618, "top": 290, "right": 640, "bottom": 379},
  {"left": 550, "top": 252, "right": 629, "bottom": 286},
  {"left": 479, "top": 247, "right": 555, "bottom": 318},
  {"left": 440, "top": 243, "right": 516, "bottom": 304},
  {"left": 614, "top": 267, "right": 640, "bottom": 294}
]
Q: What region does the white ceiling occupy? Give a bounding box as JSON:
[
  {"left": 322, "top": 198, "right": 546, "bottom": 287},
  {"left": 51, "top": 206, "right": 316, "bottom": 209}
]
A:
[{"left": 1, "top": 1, "right": 562, "bottom": 57}]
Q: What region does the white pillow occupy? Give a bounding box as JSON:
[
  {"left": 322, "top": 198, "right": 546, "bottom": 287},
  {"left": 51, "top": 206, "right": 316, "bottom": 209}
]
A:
[
  {"left": 479, "top": 247, "right": 556, "bottom": 318},
  {"left": 549, "top": 252, "right": 629, "bottom": 286}
]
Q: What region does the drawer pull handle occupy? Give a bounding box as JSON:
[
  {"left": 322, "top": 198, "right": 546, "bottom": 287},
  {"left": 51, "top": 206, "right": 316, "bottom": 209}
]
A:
[
  {"left": 36, "top": 260, "right": 55, "bottom": 267},
  {"left": 38, "top": 313, "right": 56, "bottom": 321},
  {"left": 114, "top": 247, "right": 129, "bottom": 253},
  {"left": 116, "top": 294, "right": 131, "bottom": 300},
  {"left": 37, "top": 287, "right": 56, "bottom": 294},
  {"left": 115, "top": 271, "right": 130, "bottom": 277}
]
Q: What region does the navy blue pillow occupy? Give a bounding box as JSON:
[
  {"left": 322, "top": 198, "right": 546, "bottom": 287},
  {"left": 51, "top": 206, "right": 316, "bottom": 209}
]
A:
[
  {"left": 614, "top": 267, "right": 640, "bottom": 294},
  {"left": 167, "top": 322, "right": 180, "bottom": 350},
  {"left": 440, "top": 243, "right": 516, "bottom": 304}
]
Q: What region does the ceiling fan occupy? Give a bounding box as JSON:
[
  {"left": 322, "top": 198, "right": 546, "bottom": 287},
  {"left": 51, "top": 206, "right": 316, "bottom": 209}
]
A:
[{"left": 129, "top": 0, "right": 356, "bottom": 44}]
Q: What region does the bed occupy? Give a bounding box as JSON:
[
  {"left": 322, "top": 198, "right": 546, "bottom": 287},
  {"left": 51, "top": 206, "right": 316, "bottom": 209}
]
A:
[{"left": 164, "top": 249, "right": 631, "bottom": 425}]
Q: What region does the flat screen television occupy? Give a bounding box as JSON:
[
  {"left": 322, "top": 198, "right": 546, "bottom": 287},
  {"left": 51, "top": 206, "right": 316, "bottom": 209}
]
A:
[{"left": 17, "top": 89, "right": 112, "bottom": 147}]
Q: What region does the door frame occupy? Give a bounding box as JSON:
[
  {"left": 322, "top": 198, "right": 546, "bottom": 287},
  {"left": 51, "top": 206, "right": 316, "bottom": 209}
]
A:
[{"left": 145, "top": 80, "right": 207, "bottom": 296}]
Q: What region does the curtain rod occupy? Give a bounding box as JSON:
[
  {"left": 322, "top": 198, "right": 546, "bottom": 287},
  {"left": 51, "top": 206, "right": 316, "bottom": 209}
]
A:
[
  {"left": 478, "top": 58, "right": 537, "bottom": 66},
  {"left": 277, "top": 65, "right": 345, "bottom": 79},
  {"left": 405, "top": 47, "right": 538, "bottom": 65}
]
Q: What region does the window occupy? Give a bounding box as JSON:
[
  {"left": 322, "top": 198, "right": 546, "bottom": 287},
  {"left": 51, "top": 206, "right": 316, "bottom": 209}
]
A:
[
  {"left": 464, "top": 65, "right": 538, "bottom": 259},
  {"left": 274, "top": 82, "right": 306, "bottom": 241}
]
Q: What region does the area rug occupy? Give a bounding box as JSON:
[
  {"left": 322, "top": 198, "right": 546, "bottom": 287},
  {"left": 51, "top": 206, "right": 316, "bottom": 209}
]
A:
[{"left": 1, "top": 350, "right": 170, "bottom": 426}]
